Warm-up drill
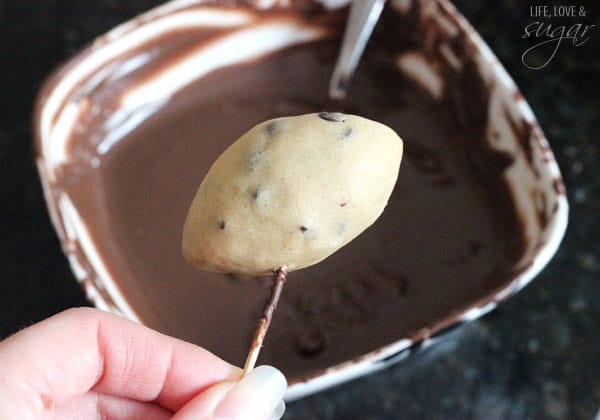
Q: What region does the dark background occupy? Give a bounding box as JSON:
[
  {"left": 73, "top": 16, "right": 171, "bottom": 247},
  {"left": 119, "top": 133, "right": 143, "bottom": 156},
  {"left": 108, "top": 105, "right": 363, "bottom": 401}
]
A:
[{"left": 1, "top": 1, "right": 598, "bottom": 418}]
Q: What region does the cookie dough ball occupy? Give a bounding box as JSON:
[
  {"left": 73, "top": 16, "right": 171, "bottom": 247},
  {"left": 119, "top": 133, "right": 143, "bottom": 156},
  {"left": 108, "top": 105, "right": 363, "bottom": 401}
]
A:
[{"left": 182, "top": 112, "right": 403, "bottom": 275}]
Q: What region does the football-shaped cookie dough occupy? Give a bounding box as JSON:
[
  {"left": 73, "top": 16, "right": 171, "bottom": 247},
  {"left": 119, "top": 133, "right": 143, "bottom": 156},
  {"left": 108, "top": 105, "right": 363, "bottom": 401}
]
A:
[{"left": 183, "top": 112, "right": 403, "bottom": 275}]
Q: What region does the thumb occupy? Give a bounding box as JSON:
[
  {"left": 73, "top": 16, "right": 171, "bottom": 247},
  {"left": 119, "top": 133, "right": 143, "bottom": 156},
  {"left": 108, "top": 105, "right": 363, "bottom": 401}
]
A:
[{"left": 173, "top": 365, "right": 287, "bottom": 420}]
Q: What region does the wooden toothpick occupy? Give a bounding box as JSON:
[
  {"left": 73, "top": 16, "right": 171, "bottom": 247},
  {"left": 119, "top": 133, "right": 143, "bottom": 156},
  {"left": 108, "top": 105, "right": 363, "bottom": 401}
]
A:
[{"left": 241, "top": 266, "right": 288, "bottom": 377}]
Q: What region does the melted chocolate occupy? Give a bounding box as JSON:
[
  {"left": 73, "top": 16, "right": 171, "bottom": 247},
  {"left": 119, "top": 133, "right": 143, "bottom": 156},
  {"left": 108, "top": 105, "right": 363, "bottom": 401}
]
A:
[{"left": 48, "top": 4, "right": 525, "bottom": 382}]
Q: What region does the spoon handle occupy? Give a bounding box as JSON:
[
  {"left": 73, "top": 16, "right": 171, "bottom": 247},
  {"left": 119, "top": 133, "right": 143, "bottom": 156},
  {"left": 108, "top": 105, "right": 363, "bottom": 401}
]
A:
[{"left": 329, "top": 0, "right": 386, "bottom": 101}]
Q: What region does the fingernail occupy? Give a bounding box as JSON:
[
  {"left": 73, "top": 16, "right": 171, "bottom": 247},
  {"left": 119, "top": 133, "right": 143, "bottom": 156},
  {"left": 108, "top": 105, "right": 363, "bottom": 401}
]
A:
[
  {"left": 214, "top": 365, "right": 287, "bottom": 420},
  {"left": 269, "top": 400, "right": 286, "bottom": 420}
]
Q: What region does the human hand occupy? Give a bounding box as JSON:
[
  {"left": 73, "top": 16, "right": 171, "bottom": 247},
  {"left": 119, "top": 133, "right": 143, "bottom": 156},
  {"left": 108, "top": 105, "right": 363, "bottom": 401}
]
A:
[{"left": 0, "top": 307, "right": 286, "bottom": 419}]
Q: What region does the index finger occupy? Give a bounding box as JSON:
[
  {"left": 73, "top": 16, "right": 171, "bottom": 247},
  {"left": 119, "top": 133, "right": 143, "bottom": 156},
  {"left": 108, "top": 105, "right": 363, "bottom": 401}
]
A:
[{"left": 0, "top": 307, "right": 240, "bottom": 414}]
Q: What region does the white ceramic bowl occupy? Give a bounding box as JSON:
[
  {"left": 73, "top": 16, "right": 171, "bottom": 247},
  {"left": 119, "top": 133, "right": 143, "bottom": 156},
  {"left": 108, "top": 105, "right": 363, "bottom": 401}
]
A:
[{"left": 35, "top": 0, "right": 567, "bottom": 400}]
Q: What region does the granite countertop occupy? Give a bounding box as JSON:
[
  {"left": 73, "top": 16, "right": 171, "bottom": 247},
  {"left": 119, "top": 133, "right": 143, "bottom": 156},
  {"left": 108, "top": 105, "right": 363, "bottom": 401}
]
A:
[{"left": 0, "top": 1, "right": 598, "bottom": 418}]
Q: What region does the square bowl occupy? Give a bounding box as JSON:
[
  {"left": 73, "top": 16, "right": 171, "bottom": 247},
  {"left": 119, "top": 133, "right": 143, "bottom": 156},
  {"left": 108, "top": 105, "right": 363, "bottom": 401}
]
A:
[{"left": 34, "top": 0, "right": 567, "bottom": 400}]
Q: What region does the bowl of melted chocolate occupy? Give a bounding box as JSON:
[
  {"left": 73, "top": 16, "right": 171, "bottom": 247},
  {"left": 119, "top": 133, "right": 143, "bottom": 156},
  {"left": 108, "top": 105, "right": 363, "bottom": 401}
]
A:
[{"left": 34, "top": 0, "right": 568, "bottom": 399}]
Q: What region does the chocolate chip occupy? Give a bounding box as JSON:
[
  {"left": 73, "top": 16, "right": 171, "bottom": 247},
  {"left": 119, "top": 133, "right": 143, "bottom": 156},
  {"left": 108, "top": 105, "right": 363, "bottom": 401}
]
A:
[
  {"left": 340, "top": 127, "right": 353, "bottom": 139},
  {"left": 340, "top": 202, "right": 347, "bottom": 207},
  {"left": 265, "top": 119, "right": 285, "bottom": 135},
  {"left": 318, "top": 112, "right": 345, "bottom": 122},
  {"left": 218, "top": 220, "right": 226, "bottom": 230},
  {"left": 246, "top": 149, "right": 263, "bottom": 171},
  {"left": 250, "top": 186, "right": 266, "bottom": 201},
  {"left": 300, "top": 225, "right": 308, "bottom": 232}
]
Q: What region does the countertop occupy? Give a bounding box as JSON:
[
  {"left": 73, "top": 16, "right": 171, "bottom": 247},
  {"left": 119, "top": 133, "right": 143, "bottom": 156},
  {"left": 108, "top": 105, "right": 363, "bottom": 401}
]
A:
[{"left": 1, "top": 1, "right": 598, "bottom": 418}]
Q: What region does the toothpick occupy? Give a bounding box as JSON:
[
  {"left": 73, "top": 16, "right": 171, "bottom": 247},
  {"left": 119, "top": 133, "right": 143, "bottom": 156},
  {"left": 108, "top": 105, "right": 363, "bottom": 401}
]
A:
[{"left": 241, "top": 266, "right": 288, "bottom": 377}]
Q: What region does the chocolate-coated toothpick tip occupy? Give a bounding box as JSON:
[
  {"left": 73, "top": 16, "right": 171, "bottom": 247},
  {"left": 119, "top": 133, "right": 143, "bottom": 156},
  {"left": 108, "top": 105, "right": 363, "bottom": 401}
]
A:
[{"left": 241, "top": 266, "right": 288, "bottom": 377}]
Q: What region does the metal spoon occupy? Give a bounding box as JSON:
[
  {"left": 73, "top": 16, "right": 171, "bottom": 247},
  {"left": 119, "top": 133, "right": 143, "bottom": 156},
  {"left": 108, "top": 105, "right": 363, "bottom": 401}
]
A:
[{"left": 329, "top": 0, "right": 386, "bottom": 101}]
